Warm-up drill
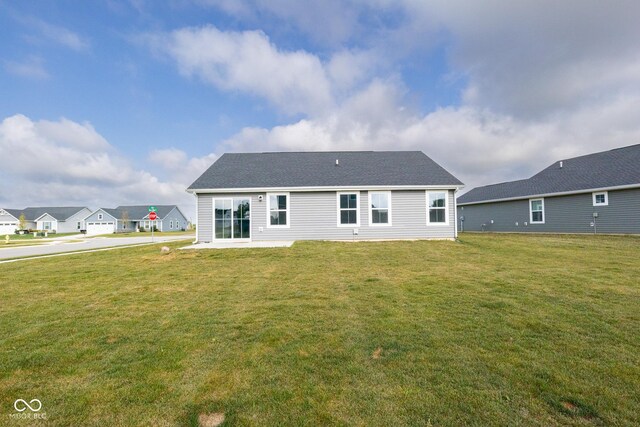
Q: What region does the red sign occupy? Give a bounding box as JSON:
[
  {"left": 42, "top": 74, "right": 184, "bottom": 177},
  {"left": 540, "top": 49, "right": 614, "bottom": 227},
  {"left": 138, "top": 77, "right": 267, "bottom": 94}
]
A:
[{"left": 149, "top": 212, "right": 157, "bottom": 221}]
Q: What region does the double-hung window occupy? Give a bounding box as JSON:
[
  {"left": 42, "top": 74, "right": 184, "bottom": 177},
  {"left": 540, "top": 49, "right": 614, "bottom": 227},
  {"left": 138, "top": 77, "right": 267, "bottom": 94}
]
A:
[
  {"left": 338, "top": 192, "right": 359, "bottom": 226},
  {"left": 530, "top": 198, "right": 545, "bottom": 223},
  {"left": 267, "top": 193, "right": 289, "bottom": 227},
  {"left": 369, "top": 191, "right": 391, "bottom": 225},
  {"left": 427, "top": 191, "right": 448, "bottom": 225}
]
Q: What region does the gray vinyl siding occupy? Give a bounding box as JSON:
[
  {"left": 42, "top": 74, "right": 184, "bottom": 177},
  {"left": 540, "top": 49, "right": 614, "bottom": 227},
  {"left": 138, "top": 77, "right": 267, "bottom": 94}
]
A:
[
  {"left": 160, "top": 207, "right": 189, "bottom": 231},
  {"left": 458, "top": 187, "right": 640, "bottom": 234},
  {"left": 56, "top": 208, "right": 92, "bottom": 233},
  {"left": 197, "top": 195, "right": 213, "bottom": 242},
  {"left": 0, "top": 212, "right": 18, "bottom": 223},
  {"left": 196, "top": 190, "right": 455, "bottom": 242},
  {"left": 84, "top": 210, "right": 117, "bottom": 223}
]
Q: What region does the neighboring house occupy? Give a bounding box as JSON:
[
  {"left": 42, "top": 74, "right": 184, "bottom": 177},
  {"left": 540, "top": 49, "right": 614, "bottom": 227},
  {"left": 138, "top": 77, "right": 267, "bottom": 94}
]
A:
[
  {"left": 187, "top": 151, "right": 463, "bottom": 243},
  {"left": 457, "top": 144, "right": 640, "bottom": 234},
  {"left": 0, "top": 209, "right": 19, "bottom": 235},
  {"left": 3, "top": 207, "right": 91, "bottom": 233},
  {"left": 83, "top": 205, "right": 188, "bottom": 235}
]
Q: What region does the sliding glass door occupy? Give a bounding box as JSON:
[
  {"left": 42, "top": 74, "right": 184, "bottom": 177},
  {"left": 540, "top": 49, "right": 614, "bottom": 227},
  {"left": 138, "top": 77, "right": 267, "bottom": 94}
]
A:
[{"left": 215, "top": 198, "right": 250, "bottom": 239}]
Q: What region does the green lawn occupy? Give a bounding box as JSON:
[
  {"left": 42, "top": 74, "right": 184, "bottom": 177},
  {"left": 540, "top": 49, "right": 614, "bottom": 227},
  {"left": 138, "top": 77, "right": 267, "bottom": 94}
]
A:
[{"left": 1, "top": 234, "right": 639, "bottom": 426}]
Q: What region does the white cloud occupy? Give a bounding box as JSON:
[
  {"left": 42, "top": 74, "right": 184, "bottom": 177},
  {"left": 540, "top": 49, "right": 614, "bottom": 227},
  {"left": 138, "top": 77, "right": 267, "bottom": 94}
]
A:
[
  {"left": 29, "top": 17, "right": 90, "bottom": 51},
  {"left": 3, "top": 56, "right": 49, "bottom": 80},
  {"left": 198, "top": 0, "right": 364, "bottom": 46},
  {"left": 149, "top": 26, "right": 335, "bottom": 115},
  {"left": 222, "top": 81, "right": 640, "bottom": 191},
  {"left": 149, "top": 148, "right": 218, "bottom": 184},
  {"left": 0, "top": 114, "right": 196, "bottom": 219}
]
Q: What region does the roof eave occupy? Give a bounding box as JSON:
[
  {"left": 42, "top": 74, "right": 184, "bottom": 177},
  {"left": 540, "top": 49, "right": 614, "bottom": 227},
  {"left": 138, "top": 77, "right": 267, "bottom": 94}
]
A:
[
  {"left": 188, "top": 184, "right": 464, "bottom": 194},
  {"left": 458, "top": 183, "right": 640, "bottom": 206}
]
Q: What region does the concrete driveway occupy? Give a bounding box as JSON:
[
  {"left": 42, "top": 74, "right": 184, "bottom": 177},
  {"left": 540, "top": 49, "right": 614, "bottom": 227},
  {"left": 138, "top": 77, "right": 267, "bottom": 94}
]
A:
[{"left": 0, "top": 235, "right": 193, "bottom": 261}]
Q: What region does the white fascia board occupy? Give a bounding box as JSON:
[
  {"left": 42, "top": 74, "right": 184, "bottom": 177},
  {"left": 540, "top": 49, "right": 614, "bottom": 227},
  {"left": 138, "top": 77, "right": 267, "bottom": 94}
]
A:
[
  {"left": 188, "top": 184, "right": 463, "bottom": 194},
  {"left": 457, "top": 183, "right": 640, "bottom": 206}
]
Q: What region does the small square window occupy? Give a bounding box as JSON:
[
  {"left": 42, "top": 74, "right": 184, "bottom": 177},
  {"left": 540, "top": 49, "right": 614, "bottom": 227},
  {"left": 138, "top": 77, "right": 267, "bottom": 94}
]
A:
[{"left": 592, "top": 192, "right": 608, "bottom": 206}]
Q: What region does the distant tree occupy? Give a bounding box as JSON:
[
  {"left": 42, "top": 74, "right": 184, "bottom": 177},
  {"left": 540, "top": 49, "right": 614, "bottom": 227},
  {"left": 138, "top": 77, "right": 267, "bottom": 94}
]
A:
[
  {"left": 121, "top": 210, "right": 129, "bottom": 232},
  {"left": 18, "top": 214, "right": 26, "bottom": 230}
]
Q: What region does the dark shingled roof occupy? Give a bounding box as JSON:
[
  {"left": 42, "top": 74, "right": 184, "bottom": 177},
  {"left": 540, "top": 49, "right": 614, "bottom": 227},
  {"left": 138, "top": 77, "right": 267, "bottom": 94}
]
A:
[
  {"left": 188, "top": 151, "right": 463, "bottom": 190},
  {"left": 458, "top": 144, "right": 640, "bottom": 205},
  {"left": 4, "top": 207, "right": 88, "bottom": 221},
  {"left": 101, "top": 205, "right": 180, "bottom": 220}
]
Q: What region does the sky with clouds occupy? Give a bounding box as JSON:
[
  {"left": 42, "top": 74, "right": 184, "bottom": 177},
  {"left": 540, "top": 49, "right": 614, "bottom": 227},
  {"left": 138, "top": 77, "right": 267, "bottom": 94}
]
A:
[{"left": 1, "top": 0, "right": 639, "bottom": 221}]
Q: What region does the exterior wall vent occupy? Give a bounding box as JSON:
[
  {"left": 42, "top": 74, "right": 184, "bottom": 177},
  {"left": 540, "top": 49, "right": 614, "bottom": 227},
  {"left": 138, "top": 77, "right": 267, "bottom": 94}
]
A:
[
  {"left": 559, "top": 161, "right": 563, "bottom": 168},
  {"left": 335, "top": 159, "right": 339, "bottom": 166}
]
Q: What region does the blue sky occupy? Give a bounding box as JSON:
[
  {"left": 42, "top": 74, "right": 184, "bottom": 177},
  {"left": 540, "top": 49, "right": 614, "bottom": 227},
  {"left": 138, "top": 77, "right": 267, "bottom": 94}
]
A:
[{"left": 1, "top": 1, "right": 639, "bottom": 220}]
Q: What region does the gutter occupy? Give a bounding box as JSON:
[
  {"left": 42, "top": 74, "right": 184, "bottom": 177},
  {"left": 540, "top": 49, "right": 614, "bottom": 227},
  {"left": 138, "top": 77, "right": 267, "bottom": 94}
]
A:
[{"left": 457, "top": 183, "right": 640, "bottom": 206}]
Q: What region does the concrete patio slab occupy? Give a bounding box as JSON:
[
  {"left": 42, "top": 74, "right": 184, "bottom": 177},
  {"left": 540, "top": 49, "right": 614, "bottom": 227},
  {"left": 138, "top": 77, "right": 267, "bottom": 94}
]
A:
[{"left": 179, "top": 241, "right": 295, "bottom": 250}]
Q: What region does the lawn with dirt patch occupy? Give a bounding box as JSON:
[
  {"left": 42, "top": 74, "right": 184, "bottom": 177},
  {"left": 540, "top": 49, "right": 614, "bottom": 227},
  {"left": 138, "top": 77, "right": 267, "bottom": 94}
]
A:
[{"left": 1, "top": 234, "right": 638, "bottom": 426}]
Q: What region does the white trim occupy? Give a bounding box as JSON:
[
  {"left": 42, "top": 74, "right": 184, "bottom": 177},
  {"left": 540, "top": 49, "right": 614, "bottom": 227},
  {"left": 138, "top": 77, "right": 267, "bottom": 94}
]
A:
[
  {"left": 453, "top": 189, "right": 458, "bottom": 238},
  {"left": 189, "top": 184, "right": 462, "bottom": 194},
  {"left": 592, "top": 191, "right": 608, "bottom": 206},
  {"left": 212, "top": 197, "right": 252, "bottom": 241},
  {"left": 194, "top": 195, "right": 199, "bottom": 243},
  {"left": 529, "top": 198, "right": 545, "bottom": 224},
  {"left": 458, "top": 183, "right": 640, "bottom": 206},
  {"left": 337, "top": 191, "right": 361, "bottom": 227},
  {"left": 266, "top": 192, "right": 290, "bottom": 228},
  {"left": 426, "top": 190, "right": 449, "bottom": 226},
  {"left": 368, "top": 191, "right": 392, "bottom": 226}
]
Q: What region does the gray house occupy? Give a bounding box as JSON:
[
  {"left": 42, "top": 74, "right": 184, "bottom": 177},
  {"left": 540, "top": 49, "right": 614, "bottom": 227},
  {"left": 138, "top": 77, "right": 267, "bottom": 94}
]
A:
[
  {"left": 2, "top": 207, "right": 91, "bottom": 233},
  {"left": 457, "top": 144, "right": 640, "bottom": 234},
  {"left": 83, "top": 205, "right": 188, "bottom": 235},
  {"left": 187, "top": 151, "right": 463, "bottom": 242}
]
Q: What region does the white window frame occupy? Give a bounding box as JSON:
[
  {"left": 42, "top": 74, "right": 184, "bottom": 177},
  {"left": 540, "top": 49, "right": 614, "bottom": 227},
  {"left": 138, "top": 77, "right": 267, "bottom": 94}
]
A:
[
  {"left": 266, "top": 192, "right": 290, "bottom": 228},
  {"left": 77, "top": 221, "right": 81, "bottom": 229},
  {"left": 529, "top": 198, "right": 545, "bottom": 224},
  {"left": 212, "top": 197, "right": 252, "bottom": 240},
  {"left": 98, "top": 213, "right": 103, "bottom": 220},
  {"left": 592, "top": 191, "right": 608, "bottom": 206},
  {"left": 368, "top": 191, "right": 392, "bottom": 226},
  {"left": 170, "top": 220, "right": 173, "bottom": 229},
  {"left": 426, "top": 190, "right": 449, "bottom": 226},
  {"left": 337, "top": 191, "right": 360, "bottom": 227}
]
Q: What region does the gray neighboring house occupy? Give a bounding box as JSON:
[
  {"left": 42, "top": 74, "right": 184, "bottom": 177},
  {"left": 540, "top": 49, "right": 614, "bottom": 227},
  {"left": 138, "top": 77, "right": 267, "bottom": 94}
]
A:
[
  {"left": 83, "top": 205, "right": 188, "bottom": 235},
  {"left": 187, "top": 151, "right": 464, "bottom": 242},
  {"left": 2, "top": 207, "right": 91, "bottom": 233},
  {"left": 457, "top": 144, "right": 640, "bottom": 234}
]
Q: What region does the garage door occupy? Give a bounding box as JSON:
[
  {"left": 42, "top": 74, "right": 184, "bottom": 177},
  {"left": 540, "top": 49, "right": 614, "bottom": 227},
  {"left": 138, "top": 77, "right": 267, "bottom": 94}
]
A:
[
  {"left": 86, "top": 222, "right": 115, "bottom": 235},
  {"left": 0, "top": 222, "right": 17, "bottom": 235}
]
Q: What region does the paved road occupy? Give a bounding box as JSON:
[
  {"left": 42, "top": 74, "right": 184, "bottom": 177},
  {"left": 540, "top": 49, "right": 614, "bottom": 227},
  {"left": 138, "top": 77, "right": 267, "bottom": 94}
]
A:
[{"left": 0, "top": 235, "right": 194, "bottom": 260}]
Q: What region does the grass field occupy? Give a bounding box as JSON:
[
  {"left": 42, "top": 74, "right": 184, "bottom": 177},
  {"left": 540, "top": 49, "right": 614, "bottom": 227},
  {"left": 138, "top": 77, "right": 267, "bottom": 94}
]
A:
[{"left": 1, "top": 234, "right": 638, "bottom": 426}]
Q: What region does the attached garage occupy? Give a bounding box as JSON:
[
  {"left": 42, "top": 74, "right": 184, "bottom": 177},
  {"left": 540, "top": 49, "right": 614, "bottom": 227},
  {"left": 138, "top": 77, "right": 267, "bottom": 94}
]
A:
[
  {"left": 86, "top": 221, "right": 115, "bottom": 235},
  {"left": 0, "top": 222, "right": 17, "bottom": 235}
]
